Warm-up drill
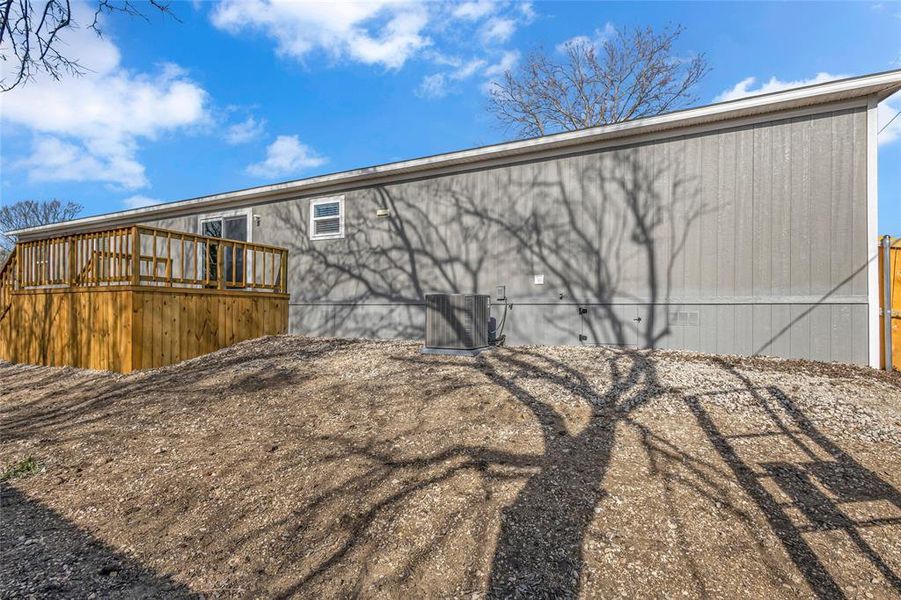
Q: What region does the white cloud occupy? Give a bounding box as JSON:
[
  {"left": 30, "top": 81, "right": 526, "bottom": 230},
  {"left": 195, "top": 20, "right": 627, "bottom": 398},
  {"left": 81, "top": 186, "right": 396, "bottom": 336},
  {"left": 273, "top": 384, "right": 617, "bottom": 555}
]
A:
[
  {"left": 225, "top": 116, "right": 266, "bottom": 144},
  {"left": 518, "top": 2, "right": 536, "bottom": 23},
  {"left": 481, "top": 50, "right": 520, "bottom": 94},
  {"left": 247, "top": 135, "right": 326, "bottom": 178},
  {"left": 212, "top": 0, "right": 431, "bottom": 70},
  {"left": 416, "top": 73, "right": 449, "bottom": 99},
  {"left": 480, "top": 17, "right": 516, "bottom": 44},
  {"left": 713, "top": 72, "right": 844, "bottom": 103},
  {"left": 416, "top": 57, "right": 488, "bottom": 98},
  {"left": 210, "top": 1, "right": 537, "bottom": 102},
  {"left": 555, "top": 35, "right": 591, "bottom": 53},
  {"left": 483, "top": 50, "right": 519, "bottom": 79},
  {"left": 452, "top": 0, "right": 497, "bottom": 21},
  {"left": 122, "top": 195, "right": 162, "bottom": 209},
  {"left": 454, "top": 58, "right": 488, "bottom": 79},
  {"left": 599, "top": 21, "right": 618, "bottom": 40},
  {"left": 555, "top": 22, "right": 616, "bottom": 53},
  {"left": 1, "top": 1, "right": 208, "bottom": 189},
  {"left": 451, "top": 0, "right": 534, "bottom": 24},
  {"left": 14, "top": 137, "right": 131, "bottom": 185}
]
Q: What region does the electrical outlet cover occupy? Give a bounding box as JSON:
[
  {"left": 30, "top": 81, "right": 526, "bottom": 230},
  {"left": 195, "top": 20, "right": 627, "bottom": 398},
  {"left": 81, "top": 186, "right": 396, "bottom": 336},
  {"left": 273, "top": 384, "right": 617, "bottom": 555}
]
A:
[{"left": 533, "top": 274, "right": 545, "bottom": 285}]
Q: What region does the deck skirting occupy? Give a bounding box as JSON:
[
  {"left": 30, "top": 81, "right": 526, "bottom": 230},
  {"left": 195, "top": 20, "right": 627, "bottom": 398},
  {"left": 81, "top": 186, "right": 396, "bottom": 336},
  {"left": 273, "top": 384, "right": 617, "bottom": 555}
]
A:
[{"left": 0, "top": 287, "right": 288, "bottom": 373}]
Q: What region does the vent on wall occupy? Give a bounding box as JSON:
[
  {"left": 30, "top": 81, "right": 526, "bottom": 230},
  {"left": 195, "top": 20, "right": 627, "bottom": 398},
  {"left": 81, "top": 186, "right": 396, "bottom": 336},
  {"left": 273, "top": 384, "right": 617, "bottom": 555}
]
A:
[
  {"left": 669, "top": 311, "right": 699, "bottom": 327},
  {"left": 424, "top": 294, "right": 489, "bottom": 355}
]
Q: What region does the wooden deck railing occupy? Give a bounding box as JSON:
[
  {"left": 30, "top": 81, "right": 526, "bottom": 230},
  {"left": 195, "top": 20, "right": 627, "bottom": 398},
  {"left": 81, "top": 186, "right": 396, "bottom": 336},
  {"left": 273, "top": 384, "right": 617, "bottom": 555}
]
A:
[{"left": 12, "top": 225, "right": 288, "bottom": 293}]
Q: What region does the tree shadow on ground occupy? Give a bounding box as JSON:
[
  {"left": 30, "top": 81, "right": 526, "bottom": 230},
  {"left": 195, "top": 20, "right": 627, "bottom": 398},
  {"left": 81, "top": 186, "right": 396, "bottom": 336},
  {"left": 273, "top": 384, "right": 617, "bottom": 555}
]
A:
[
  {"left": 477, "top": 348, "right": 664, "bottom": 598},
  {"left": 240, "top": 342, "right": 901, "bottom": 599},
  {"left": 256, "top": 138, "right": 704, "bottom": 598},
  {"left": 219, "top": 343, "right": 669, "bottom": 599},
  {"left": 1, "top": 338, "right": 898, "bottom": 598},
  {"left": 0, "top": 337, "right": 356, "bottom": 444},
  {"left": 0, "top": 484, "right": 196, "bottom": 599},
  {"left": 685, "top": 360, "right": 901, "bottom": 598}
]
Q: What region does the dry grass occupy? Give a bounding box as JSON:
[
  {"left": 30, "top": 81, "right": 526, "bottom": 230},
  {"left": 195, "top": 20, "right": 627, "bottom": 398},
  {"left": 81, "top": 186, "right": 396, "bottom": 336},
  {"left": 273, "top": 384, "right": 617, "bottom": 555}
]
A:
[{"left": 1, "top": 335, "right": 900, "bottom": 599}]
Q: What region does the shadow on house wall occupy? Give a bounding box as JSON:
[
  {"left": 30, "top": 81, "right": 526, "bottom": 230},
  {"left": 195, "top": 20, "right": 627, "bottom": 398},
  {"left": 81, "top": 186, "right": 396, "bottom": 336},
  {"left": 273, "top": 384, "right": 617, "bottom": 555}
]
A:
[
  {"left": 254, "top": 108, "right": 870, "bottom": 363},
  {"left": 264, "top": 142, "right": 706, "bottom": 349}
]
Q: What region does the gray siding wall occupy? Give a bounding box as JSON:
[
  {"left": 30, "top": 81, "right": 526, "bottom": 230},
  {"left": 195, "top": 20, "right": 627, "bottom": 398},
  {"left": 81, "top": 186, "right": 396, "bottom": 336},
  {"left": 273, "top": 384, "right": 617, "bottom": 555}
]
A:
[{"left": 145, "top": 105, "right": 870, "bottom": 364}]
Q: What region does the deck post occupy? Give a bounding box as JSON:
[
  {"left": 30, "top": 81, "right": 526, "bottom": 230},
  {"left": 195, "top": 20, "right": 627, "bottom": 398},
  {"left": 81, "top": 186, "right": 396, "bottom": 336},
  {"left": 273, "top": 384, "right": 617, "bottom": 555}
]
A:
[
  {"left": 67, "top": 236, "right": 76, "bottom": 285},
  {"left": 131, "top": 226, "right": 141, "bottom": 286},
  {"left": 165, "top": 232, "right": 172, "bottom": 285},
  {"left": 16, "top": 245, "right": 23, "bottom": 289},
  {"left": 216, "top": 244, "right": 225, "bottom": 290},
  {"left": 279, "top": 251, "right": 287, "bottom": 293}
]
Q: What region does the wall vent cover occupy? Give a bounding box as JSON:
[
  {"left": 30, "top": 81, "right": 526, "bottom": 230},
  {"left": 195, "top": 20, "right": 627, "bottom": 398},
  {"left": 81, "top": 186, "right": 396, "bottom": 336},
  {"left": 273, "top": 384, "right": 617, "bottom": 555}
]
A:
[
  {"left": 424, "top": 293, "right": 489, "bottom": 352},
  {"left": 669, "top": 311, "right": 699, "bottom": 327}
]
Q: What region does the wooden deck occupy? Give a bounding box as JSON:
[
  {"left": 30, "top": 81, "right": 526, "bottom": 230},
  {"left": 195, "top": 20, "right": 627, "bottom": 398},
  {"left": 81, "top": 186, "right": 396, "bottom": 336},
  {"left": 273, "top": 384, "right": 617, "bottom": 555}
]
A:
[{"left": 0, "top": 226, "right": 289, "bottom": 373}]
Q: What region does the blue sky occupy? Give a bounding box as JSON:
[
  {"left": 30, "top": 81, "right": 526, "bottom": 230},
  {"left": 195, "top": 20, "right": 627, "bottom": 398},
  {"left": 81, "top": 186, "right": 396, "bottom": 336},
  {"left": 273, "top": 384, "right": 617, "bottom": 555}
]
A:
[{"left": 1, "top": 1, "right": 900, "bottom": 233}]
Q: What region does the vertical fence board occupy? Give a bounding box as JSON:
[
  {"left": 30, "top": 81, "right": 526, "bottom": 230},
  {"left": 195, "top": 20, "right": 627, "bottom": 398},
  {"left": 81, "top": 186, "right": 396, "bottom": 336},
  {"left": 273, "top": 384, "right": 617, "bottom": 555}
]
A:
[
  {"left": 879, "top": 238, "right": 901, "bottom": 370},
  {"left": 139, "top": 290, "right": 152, "bottom": 369}
]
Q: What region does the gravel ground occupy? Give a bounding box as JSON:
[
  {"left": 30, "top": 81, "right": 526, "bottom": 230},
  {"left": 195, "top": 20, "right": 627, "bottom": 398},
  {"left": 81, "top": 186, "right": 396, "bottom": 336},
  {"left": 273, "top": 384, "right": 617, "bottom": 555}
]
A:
[{"left": 1, "top": 335, "right": 899, "bottom": 599}]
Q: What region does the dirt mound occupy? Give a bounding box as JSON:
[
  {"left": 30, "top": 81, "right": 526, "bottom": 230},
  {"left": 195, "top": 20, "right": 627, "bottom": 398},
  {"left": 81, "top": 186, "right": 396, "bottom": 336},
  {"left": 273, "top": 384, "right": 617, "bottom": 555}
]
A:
[{"left": 2, "top": 336, "right": 899, "bottom": 598}]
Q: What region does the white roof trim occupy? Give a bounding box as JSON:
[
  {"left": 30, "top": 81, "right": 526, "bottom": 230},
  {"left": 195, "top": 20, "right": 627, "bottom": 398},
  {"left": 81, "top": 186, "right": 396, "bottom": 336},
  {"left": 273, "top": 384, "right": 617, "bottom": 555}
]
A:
[{"left": 10, "top": 68, "right": 901, "bottom": 239}]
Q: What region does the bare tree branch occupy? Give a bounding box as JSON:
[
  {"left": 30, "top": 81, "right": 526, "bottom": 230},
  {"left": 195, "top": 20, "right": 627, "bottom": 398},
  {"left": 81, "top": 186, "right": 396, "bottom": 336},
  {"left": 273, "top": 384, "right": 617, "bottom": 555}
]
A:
[
  {"left": 0, "top": 0, "right": 174, "bottom": 92},
  {"left": 488, "top": 25, "right": 710, "bottom": 138},
  {"left": 0, "top": 199, "right": 82, "bottom": 251}
]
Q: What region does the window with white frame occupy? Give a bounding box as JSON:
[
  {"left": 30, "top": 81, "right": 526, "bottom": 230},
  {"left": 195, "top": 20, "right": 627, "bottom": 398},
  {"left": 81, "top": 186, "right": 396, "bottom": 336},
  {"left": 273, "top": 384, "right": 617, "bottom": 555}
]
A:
[{"left": 309, "top": 196, "right": 344, "bottom": 240}]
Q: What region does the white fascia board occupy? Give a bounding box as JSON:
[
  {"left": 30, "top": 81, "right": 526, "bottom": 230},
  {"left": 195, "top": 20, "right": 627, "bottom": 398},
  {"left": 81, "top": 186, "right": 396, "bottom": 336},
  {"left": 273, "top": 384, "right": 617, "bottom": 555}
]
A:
[{"left": 10, "top": 69, "right": 901, "bottom": 240}]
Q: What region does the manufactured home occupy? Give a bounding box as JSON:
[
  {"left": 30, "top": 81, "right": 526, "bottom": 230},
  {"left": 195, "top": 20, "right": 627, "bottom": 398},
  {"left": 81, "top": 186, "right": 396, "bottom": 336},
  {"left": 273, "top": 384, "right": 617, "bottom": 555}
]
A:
[{"left": 4, "top": 70, "right": 901, "bottom": 369}]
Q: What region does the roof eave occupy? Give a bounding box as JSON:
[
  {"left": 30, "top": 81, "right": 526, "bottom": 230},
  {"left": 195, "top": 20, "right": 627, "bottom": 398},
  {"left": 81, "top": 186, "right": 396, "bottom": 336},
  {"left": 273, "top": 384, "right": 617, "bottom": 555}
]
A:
[{"left": 9, "top": 68, "right": 901, "bottom": 240}]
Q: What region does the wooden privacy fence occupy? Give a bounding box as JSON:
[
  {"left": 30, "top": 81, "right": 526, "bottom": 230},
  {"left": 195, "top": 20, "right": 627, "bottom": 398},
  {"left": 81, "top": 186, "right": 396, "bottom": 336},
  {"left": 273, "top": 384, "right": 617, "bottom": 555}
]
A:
[
  {"left": 0, "top": 225, "right": 289, "bottom": 373},
  {"left": 879, "top": 235, "right": 901, "bottom": 371}
]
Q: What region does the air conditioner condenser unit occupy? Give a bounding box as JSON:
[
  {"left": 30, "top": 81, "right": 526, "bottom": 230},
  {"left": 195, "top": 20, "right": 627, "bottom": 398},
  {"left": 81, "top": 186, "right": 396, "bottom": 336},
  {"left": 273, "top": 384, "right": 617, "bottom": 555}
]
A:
[{"left": 422, "top": 293, "right": 490, "bottom": 356}]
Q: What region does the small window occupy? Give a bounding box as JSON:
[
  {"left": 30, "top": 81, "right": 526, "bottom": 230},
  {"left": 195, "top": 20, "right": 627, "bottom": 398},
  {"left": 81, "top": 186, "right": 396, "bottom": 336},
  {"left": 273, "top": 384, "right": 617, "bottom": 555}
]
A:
[{"left": 309, "top": 196, "right": 344, "bottom": 240}]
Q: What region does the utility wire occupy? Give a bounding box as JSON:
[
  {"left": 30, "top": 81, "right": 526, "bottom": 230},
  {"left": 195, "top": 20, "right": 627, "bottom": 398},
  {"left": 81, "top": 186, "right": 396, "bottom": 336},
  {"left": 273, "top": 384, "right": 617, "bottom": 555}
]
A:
[{"left": 880, "top": 109, "right": 900, "bottom": 135}]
